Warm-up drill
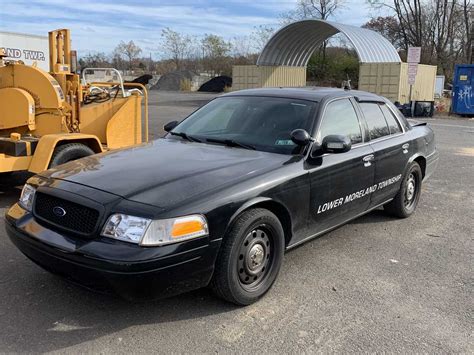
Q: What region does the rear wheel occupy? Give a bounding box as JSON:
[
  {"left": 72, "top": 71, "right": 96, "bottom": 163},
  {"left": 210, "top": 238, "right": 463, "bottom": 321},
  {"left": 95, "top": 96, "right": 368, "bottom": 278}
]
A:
[
  {"left": 49, "top": 143, "right": 95, "bottom": 168},
  {"left": 210, "top": 208, "right": 285, "bottom": 305},
  {"left": 384, "top": 162, "right": 422, "bottom": 218}
]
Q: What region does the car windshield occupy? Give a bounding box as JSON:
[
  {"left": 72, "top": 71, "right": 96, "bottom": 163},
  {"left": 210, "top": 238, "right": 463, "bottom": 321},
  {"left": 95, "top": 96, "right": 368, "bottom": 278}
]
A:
[{"left": 169, "top": 96, "right": 318, "bottom": 155}]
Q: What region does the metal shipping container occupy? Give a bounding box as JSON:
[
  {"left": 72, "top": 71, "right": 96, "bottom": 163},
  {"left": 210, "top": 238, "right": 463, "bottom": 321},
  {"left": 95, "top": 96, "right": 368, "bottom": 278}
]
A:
[
  {"left": 359, "top": 62, "right": 437, "bottom": 104},
  {"left": 452, "top": 64, "right": 474, "bottom": 116},
  {"left": 233, "top": 65, "right": 306, "bottom": 91},
  {"left": 0, "top": 31, "right": 49, "bottom": 71}
]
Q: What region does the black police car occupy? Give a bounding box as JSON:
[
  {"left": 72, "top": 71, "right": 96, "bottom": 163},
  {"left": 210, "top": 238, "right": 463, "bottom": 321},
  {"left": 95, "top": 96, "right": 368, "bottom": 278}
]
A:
[{"left": 5, "top": 88, "right": 438, "bottom": 305}]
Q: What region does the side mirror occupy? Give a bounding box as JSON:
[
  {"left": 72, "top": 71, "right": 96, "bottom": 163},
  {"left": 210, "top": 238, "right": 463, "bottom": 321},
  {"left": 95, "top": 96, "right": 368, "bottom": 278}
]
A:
[
  {"left": 164, "top": 120, "right": 179, "bottom": 132},
  {"left": 322, "top": 135, "right": 352, "bottom": 153},
  {"left": 290, "top": 129, "right": 312, "bottom": 146}
]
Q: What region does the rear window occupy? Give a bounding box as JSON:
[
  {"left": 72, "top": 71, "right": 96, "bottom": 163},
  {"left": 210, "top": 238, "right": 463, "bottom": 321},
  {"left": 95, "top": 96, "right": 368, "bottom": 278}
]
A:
[
  {"left": 380, "top": 104, "right": 402, "bottom": 134},
  {"left": 360, "top": 103, "right": 390, "bottom": 140}
]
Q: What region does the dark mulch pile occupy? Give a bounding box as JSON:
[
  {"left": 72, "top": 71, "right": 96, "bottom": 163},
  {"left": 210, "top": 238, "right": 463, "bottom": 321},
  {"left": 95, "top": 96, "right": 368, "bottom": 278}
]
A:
[
  {"left": 126, "top": 74, "right": 153, "bottom": 85},
  {"left": 198, "top": 76, "right": 232, "bottom": 92}
]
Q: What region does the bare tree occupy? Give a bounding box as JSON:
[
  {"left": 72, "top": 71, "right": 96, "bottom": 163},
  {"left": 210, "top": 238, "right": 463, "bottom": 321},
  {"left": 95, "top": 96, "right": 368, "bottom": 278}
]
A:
[
  {"left": 231, "top": 36, "right": 252, "bottom": 58},
  {"left": 114, "top": 40, "right": 142, "bottom": 69},
  {"left": 201, "top": 34, "right": 232, "bottom": 75},
  {"left": 363, "top": 16, "right": 405, "bottom": 49},
  {"left": 281, "top": 0, "right": 346, "bottom": 76},
  {"left": 251, "top": 25, "right": 275, "bottom": 52},
  {"left": 78, "top": 52, "right": 112, "bottom": 69},
  {"left": 202, "top": 34, "right": 232, "bottom": 58},
  {"left": 281, "top": 0, "right": 345, "bottom": 23},
  {"left": 161, "top": 28, "right": 193, "bottom": 70},
  {"left": 367, "top": 0, "right": 425, "bottom": 52},
  {"left": 367, "top": 0, "right": 472, "bottom": 77},
  {"left": 462, "top": 0, "right": 473, "bottom": 63}
]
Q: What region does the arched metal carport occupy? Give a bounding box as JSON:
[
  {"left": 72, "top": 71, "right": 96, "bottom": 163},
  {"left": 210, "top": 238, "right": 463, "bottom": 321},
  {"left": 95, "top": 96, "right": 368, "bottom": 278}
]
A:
[{"left": 257, "top": 19, "right": 401, "bottom": 66}]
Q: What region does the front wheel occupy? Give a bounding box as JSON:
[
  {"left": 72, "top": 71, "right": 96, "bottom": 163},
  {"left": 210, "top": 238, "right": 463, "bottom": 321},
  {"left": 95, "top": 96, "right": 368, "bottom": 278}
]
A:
[
  {"left": 384, "top": 162, "right": 423, "bottom": 218},
  {"left": 210, "top": 208, "right": 285, "bottom": 305}
]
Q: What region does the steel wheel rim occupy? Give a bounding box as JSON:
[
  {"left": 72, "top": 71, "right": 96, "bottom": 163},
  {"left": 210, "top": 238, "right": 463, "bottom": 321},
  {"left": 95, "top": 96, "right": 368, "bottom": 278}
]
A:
[
  {"left": 237, "top": 225, "right": 273, "bottom": 290},
  {"left": 404, "top": 172, "right": 417, "bottom": 209}
]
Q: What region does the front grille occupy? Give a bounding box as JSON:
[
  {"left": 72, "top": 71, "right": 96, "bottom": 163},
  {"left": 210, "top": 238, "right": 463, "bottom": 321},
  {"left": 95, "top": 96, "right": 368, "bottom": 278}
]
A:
[{"left": 33, "top": 192, "right": 100, "bottom": 235}]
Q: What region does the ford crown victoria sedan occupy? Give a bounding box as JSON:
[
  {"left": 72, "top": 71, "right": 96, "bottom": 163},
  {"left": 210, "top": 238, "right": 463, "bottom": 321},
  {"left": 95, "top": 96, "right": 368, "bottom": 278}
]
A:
[{"left": 5, "top": 88, "right": 438, "bottom": 305}]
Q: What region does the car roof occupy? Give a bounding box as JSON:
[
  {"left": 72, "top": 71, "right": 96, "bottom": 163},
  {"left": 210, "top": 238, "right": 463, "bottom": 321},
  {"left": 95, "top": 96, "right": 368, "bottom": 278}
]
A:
[{"left": 222, "top": 87, "right": 384, "bottom": 103}]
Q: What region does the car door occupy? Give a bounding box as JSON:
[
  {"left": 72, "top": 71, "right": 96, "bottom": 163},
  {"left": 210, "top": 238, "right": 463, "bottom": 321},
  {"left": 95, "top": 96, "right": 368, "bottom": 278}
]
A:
[
  {"left": 358, "top": 101, "right": 410, "bottom": 207},
  {"left": 305, "top": 97, "right": 376, "bottom": 237}
]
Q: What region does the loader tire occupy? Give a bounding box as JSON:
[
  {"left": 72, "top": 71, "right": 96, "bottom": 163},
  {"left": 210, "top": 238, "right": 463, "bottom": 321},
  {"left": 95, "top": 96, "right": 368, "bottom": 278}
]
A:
[{"left": 49, "top": 143, "right": 95, "bottom": 168}]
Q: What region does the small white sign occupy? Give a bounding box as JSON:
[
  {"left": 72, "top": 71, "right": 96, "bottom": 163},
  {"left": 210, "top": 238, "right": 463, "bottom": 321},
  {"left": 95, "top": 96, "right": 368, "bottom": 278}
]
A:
[
  {"left": 408, "top": 63, "right": 418, "bottom": 75},
  {"left": 408, "top": 63, "right": 418, "bottom": 85},
  {"left": 407, "top": 47, "right": 421, "bottom": 64}
]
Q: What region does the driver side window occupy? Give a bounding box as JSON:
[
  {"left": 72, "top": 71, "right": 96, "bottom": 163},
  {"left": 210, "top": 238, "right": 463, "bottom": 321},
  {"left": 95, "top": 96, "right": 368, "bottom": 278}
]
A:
[{"left": 318, "top": 98, "right": 363, "bottom": 144}]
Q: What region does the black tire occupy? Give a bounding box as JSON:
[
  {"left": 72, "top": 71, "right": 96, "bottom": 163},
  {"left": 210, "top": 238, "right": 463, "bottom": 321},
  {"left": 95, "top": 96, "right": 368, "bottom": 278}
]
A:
[
  {"left": 210, "top": 208, "right": 285, "bottom": 306},
  {"left": 49, "top": 143, "right": 95, "bottom": 168},
  {"left": 384, "top": 162, "right": 423, "bottom": 218}
]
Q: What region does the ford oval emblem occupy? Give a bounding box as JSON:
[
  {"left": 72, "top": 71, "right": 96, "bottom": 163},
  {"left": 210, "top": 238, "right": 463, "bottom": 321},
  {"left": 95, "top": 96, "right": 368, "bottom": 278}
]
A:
[{"left": 52, "top": 206, "right": 67, "bottom": 217}]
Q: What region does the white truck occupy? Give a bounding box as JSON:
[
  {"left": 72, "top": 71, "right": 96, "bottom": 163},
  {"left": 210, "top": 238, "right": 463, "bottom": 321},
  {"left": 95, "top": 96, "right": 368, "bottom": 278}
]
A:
[{"left": 0, "top": 31, "right": 49, "bottom": 71}]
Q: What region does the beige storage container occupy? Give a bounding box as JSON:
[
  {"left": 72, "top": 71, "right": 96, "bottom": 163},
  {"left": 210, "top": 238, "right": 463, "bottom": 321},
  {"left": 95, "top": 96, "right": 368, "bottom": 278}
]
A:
[
  {"left": 359, "top": 63, "right": 437, "bottom": 104},
  {"left": 232, "top": 65, "right": 306, "bottom": 91}
]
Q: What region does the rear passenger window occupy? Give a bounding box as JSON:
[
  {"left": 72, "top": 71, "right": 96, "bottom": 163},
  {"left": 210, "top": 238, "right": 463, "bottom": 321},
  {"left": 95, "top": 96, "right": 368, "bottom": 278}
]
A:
[
  {"left": 380, "top": 104, "right": 402, "bottom": 134},
  {"left": 360, "top": 103, "right": 390, "bottom": 140},
  {"left": 319, "top": 99, "right": 362, "bottom": 144}
]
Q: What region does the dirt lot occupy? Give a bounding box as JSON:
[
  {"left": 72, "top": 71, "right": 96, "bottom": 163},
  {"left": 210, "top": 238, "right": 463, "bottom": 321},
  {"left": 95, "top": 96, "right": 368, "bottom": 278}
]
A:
[{"left": 0, "top": 92, "right": 472, "bottom": 353}]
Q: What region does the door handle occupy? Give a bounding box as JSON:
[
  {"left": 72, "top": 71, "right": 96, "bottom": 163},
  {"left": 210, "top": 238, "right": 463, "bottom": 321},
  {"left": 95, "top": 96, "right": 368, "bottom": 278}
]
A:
[
  {"left": 402, "top": 143, "right": 409, "bottom": 154},
  {"left": 362, "top": 154, "right": 374, "bottom": 167}
]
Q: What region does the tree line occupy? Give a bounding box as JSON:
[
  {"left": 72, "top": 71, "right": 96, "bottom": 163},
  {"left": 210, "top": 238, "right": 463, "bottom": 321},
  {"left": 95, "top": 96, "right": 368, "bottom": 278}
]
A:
[
  {"left": 365, "top": 0, "right": 472, "bottom": 78},
  {"left": 78, "top": 0, "right": 473, "bottom": 84},
  {"left": 78, "top": 26, "right": 273, "bottom": 76}
]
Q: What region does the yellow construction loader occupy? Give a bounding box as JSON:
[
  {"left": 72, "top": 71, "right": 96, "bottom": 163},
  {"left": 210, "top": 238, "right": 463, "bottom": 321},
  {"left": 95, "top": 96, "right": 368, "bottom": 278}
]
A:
[{"left": 0, "top": 29, "right": 148, "bottom": 175}]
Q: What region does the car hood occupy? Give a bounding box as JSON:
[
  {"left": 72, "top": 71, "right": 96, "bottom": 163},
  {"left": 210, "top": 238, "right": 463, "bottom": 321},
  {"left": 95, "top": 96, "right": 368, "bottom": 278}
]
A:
[{"left": 40, "top": 139, "right": 291, "bottom": 208}]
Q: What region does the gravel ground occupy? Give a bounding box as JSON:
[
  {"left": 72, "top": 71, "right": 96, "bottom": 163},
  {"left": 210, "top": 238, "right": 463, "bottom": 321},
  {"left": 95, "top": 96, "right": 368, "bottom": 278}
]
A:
[{"left": 0, "top": 92, "right": 472, "bottom": 353}]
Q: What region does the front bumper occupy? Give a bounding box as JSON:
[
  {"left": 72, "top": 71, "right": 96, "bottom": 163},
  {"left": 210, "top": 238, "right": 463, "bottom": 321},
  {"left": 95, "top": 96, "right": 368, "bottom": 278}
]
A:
[{"left": 5, "top": 204, "right": 221, "bottom": 300}]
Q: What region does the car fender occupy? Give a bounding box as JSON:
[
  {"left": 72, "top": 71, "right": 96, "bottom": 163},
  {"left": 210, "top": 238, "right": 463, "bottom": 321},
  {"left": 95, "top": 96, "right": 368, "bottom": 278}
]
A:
[
  {"left": 228, "top": 197, "right": 274, "bottom": 227},
  {"left": 404, "top": 152, "right": 426, "bottom": 177},
  {"left": 225, "top": 196, "right": 293, "bottom": 245}
]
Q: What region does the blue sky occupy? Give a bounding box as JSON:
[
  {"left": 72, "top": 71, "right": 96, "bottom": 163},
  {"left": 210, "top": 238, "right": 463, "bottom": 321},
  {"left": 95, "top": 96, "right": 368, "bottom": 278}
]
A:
[{"left": 0, "top": 0, "right": 380, "bottom": 58}]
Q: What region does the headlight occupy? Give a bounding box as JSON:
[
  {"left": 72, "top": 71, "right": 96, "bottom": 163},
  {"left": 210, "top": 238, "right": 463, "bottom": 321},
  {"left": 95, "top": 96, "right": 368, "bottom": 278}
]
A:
[
  {"left": 102, "top": 214, "right": 152, "bottom": 244},
  {"left": 101, "top": 214, "right": 208, "bottom": 246},
  {"left": 141, "top": 214, "right": 208, "bottom": 246},
  {"left": 19, "top": 184, "right": 36, "bottom": 211}
]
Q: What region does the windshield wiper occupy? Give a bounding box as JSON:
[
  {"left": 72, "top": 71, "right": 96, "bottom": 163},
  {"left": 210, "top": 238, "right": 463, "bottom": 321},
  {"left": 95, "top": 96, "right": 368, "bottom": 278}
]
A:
[
  {"left": 169, "top": 131, "right": 202, "bottom": 143},
  {"left": 205, "top": 137, "right": 256, "bottom": 150}
]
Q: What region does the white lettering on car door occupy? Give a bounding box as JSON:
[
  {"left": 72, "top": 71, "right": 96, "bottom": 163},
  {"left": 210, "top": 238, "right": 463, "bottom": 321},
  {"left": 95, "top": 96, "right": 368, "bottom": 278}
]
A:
[{"left": 316, "top": 174, "right": 402, "bottom": 214}]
